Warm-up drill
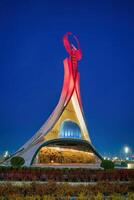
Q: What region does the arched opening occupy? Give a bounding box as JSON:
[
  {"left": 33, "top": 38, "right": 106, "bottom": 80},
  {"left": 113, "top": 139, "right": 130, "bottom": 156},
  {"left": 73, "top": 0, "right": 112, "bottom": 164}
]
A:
[
  {"left": 32, "top": 139, "right": 101, "bottom": 166},
  {"left": 59, "top": 120, "right": 82, "bottom": 139}
]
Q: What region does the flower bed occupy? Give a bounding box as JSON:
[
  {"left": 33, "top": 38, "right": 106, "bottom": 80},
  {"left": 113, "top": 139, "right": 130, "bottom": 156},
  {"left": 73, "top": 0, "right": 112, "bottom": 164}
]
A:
[
  {"left": 0, "top": 193, "right": 134, "bottom": 200},
  {"left": 0, "top": 182, "right": 134, "bottom": 199}
]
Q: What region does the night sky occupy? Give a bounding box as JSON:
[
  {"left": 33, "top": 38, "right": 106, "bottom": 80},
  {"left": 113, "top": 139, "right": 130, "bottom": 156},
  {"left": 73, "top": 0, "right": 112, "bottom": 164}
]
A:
[{"left": 0, "top": 0, "right": 134, "bottom": 157}]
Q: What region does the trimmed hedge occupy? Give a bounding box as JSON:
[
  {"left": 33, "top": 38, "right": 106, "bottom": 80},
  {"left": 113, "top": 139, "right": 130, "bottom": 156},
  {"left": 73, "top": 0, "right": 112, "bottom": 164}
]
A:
[
  {"left": 0, "top": 167, "right": 134, "bottom": 182},
  {"left": 101, "top": 159, "right": 114, "bottom": 170},
  {"left": 10, "top": 156, "right": 25, "bottom": 167}
]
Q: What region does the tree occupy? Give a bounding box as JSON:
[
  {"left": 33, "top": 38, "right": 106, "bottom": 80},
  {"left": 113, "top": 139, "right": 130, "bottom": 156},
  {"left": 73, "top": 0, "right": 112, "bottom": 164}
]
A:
[
  {"left": 101, "top": 159, "right": 114, "bottom": 170},
  {"left": 10, "top": 156, "right": 25, "bottom": 167}
]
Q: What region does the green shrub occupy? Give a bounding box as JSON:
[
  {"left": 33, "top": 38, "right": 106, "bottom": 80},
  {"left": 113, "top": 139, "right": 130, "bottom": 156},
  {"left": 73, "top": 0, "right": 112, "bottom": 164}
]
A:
[
  {"left": 10, "top": 156, "right": 25, "bottom": 167},
  {"left": 78, "top": 192, "right": 88, "bottom": 200},
  {"left": 121, "top": 161, "right": 127, "bottom": 167},
  {"left": 101, "top": 160, "right": 114, "bottom": 170},
  {"left": 94, "top": 193, "right": 103, "bottom": 200},
  {"left": 128, "top": 192, "right": 134, "bottom": 200}
]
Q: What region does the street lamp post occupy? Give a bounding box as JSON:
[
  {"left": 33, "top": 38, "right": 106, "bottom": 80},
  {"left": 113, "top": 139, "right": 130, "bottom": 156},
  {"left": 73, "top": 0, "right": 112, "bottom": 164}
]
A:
[{"left": 124, "top": 146, "right": 130, "bottom": 160}]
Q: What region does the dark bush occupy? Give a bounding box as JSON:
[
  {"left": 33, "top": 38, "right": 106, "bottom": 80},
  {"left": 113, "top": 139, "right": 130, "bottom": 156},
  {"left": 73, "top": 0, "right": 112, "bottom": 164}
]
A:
[
  {"left": 101, "top": 160, "right": 114, "bottom": 170},
  {"left": 10, "top": 156, "right": 25, "bottom": 167},
  {"left": 121, "top": 161, "right": 128, "bottom": 167}
]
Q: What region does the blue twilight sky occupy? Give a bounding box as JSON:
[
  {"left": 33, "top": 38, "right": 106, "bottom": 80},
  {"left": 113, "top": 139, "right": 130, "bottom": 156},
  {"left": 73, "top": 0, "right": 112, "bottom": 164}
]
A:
[{"left": 0, "top": 0, "right": 134, "bottom": 157}]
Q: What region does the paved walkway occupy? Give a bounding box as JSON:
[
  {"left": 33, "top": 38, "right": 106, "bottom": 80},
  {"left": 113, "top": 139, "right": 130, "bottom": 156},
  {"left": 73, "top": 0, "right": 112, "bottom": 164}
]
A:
[
  {"left": 32, "top": 163, "right": 101, "bottom": 169},
  {"left": 0, "top": 181, "right": 131, "bottom": 186}
]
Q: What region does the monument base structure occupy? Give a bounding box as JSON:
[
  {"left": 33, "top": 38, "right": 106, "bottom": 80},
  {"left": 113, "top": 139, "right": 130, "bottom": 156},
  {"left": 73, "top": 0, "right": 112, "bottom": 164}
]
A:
[{"left": 3, "top": 33, "right": 102, "bottom": 167}]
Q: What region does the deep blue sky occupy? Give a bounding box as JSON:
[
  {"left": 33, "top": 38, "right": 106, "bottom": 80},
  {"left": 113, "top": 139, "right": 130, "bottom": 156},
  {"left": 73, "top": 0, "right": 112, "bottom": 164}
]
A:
[{"left": 0, "top": 0, "right": 134, "bottom": 157}]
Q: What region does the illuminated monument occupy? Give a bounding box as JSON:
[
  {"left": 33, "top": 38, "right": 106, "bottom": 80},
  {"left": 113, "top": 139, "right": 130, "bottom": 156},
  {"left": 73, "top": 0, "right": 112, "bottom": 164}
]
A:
[{"left": 4, "top": 32, "right": 102, "bottom": 167}]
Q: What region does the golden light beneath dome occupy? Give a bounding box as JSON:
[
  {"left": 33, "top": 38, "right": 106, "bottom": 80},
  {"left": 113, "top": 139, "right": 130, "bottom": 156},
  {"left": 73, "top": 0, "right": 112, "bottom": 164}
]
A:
[{"left": 38, "top": 146, "right": 96, "bottom": 164}]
